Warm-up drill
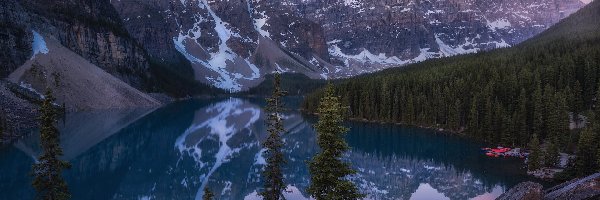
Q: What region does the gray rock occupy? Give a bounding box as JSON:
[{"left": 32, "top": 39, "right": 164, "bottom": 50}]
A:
[
  {"left": 544, "top": 173, "right": 600, "bottom": 200},
  {"left": 497, "top": 182, "right": 544, "bottom": 200},
  {"left": 500, "top": 173, "right": 600, "bottom": 200},
  {"left": 1, "top": 0, "right": 151, "bottom": 90},
  {"left": 110, "top": 0, "right": 586, "bottom": 91}
]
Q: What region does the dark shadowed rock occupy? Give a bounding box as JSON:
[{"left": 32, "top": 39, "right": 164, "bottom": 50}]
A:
[
  {"left": 544, "top": 173, "right": 600, "bottom": 200},
  {"left": 500, "top": 173, "right": 600, "bottom": 200},
  {"left": 497, "top": 182, "right": 544, "bottom": 200},
  {"left": 1, "top": 0, "right": 151, "bottom": 89}
]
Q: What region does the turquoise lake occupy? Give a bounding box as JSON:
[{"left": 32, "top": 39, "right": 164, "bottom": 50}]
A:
[{"left": 0, "top": 97, "right": 534, "bottom": 200}]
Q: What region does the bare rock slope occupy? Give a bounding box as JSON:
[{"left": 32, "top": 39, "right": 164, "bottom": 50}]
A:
[{"left": 8, "top": 34, "right": 160, "bottom": 111}]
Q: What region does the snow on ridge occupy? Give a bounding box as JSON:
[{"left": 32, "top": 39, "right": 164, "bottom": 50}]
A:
[
  {"left": 435, "top": 34, "right": 479, "bottom": 57},
  {"left": 246, "top": 1, "right": 271, "bottom": 38},
  {"left": 173, "top": 0, "right": 261, "bottom": 92},
  {"left": 343, "top": 0, "right": 362, "bottom": 8},
  {"left": 487, "top": 18, "right": 512, "bottom": 30},
  {"left": 328, "top": 45, "right": 409, "bottom": 66},
  {"left": 325, "top": 34, "right": 511, "bottom": 78},
  {"left": 31, "top": 30, "right": 49, "bottom": 60}
]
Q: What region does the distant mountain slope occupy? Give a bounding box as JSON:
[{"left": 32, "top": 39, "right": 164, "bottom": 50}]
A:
[
  {"left": 8, "top": 34, "right": 160, "bottom": 111},
  {"left": 303, "top": 0, "right": 600, "bottom": 147},
  {"left": 110, "top": 0, "right": 585, "bottom": 92},
  {"left": 0, "top": 0, "right": 222, "bottom": 97},
  {"left": 524, "top": 0, "right": 600, "bottom": 44}
]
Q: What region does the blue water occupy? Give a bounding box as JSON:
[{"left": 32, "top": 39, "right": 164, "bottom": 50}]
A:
[{"left": 0, "top": 97, "right": 532, "bottom": 200}]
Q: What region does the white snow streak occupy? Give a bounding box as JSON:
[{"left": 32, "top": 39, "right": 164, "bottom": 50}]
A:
[{"left": 31, "top": 30, "right": 49, "bottom": 60}]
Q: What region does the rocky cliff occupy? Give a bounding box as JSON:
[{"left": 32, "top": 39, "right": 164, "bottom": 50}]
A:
[
  {"left": 1, "top": 0, "right": 151, "bottom": 89},
  {"left": 1, "top": 0, "right": 588, "bottom": 92},
  {"left": 111, "top": 0, "right": 586, "bottom": 91}
]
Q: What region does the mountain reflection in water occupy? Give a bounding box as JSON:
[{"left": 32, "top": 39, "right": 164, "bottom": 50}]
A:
[{"left": 0, "top": 98, "right": 531, "bottom": 200}]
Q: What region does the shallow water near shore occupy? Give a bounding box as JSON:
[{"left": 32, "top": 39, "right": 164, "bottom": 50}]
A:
[{"left": 0, "top": 97, "right": 535, "bottom": 200}]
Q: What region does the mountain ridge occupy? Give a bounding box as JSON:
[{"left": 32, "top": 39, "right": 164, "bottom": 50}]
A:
[{"left": 110, "top": 0, "right": 586, "bottom": 92}]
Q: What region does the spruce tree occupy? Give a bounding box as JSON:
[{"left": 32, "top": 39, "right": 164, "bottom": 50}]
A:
[
  {"left": 307, "top": 84, "right": 364, "bottom": 200},
  {"left": 528, "top": 134, "right": 542, "bottom": 171},
  {"left": 31, "top": 90, "right": 71, "bottom": 200},
  {"left": 203, "top": 187, "right": 214, "bottom": 200},
  {"left": 543, "top": 139, "right": 560, "bottom": 167},
  {"left": 467, "top": 97, "right": 479, "bottom": 136},
  {"left": 260, "top": 73, "right": 288, "bottom": 200},
  {"left": 516, "top": 89, "right": 529, "bottom": 145},
  {"left": 574, "top": 127, "right": 597, "bottom": 176},
  {"left": 532, "top": 84, "right": 544, "bottom": 138},
  {"left": 447, "top": 99, "right": 461, "bottom": 131},
  {"left": 555, "top": 93, "right": 570, "bottom": 149}
]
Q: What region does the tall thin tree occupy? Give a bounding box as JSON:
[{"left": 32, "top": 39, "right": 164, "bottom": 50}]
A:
[
  {"left": 260, "top": 73, "right": 288, "bottom": 200},
  {"left": 32, "top": 90, "right": 70, "bottom": 200},
  {"left": 203, "top": 187, "right": 214, "bottom": 200},
  {"left": 307, "top": 84, "right": 364, "bottom": 200}
]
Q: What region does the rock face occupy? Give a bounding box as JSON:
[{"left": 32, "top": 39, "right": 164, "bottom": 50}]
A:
[
  {"left": 1, "top": 0, "right": 151, "bottom": 89},
  {"left": 500, "top": 173, "right": 600, "bottom": 200},
  {"left": 8, "top": 35, "right": 160, "bottom": 111},
  {"left": 497, "top": 182, "right": 544, "bottom": 200},
  {"left": 1, "top": 0, "right": 589, "bottom": 92},
  {"left": 544, "top": 173, "right": 600, "bottom": 200},
  {"left": 111, "top": 0, "right": 585, "bottom": 91},
  {"left": 0, "top": 0, "right": 32, "bottom": 77}
]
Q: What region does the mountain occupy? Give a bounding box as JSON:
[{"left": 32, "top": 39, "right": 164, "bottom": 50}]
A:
[
  {"left": 0, "top": 0, "right": 221, "bottom": 97},
  {"left": 302, "top": 0, "right": 600, "bottom": 147},
  {"left": 110, "top": 0, "right": 584, "bottom": 91},
  {"left": 0, "top": 0, "right": 149, "bottom": 88},
  {"left": 8, "top": 33, "right": 160, "bottom": 111}
]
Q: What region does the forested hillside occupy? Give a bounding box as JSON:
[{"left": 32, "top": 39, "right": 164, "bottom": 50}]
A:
[{"left": 304, "top": 0, "right": 600, "bottom": 153}]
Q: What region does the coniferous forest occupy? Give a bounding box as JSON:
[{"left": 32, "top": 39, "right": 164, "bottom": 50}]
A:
[{"left": 303, "top": 0, "right": 600, "bottom": 179}]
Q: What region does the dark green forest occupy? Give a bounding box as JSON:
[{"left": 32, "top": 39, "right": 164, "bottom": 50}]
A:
[{"left": 303, "top": 0, "right": 600, "bottom": 177}]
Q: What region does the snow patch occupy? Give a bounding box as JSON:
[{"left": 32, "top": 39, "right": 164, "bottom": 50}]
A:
[
  {"left": 173, "top": 0, "right": 261, "bottom": 92},
  {"left": 31, "top": 30, "right": 49, "bottom": 60},
  {"left": 344, "top": 0, "right": 362, "bottom": 8},
  {"left": 435, "top": 34, "right": 479, "bottom": 56},
  {"left": 328, "top": 45, "right": 409, "bottom": 66},
  {"left": 487, "top": 18, "right": 512, "bottom": 30}
]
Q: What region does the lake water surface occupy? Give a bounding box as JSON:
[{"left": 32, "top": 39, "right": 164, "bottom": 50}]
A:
[{"left": 0, "top": 97, "right": 533, "bottom": 200}]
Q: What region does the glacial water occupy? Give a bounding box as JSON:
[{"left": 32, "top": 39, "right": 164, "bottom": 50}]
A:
[{"left": 0, "top": 97, "right": 534, "bottom": 200}]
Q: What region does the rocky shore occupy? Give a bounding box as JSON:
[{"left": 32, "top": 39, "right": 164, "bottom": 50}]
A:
[{"left": 499, "top": 173, "right": 600, "bottom": 200}]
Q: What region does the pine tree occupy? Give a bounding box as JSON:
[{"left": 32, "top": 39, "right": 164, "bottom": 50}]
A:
[
  {"left": 543, "top": 139, "right": 560, "bottom": 167},
  {"left": 528, "top": 134, "right": 542, "bottom": 171},
  {"left": 447, "top": 99, "right": 461, "bottom": 131},
  {"left": 555, "top": 93, "right": 570, "bottom": 149},
  {"left": 260, "top": 73, "right": 288, "bottom": 200},
  {"left": 573, "top": 80, "right": 584, "bottom": 115},
  {"left": 31, "top": 90, "right": 71, "bottom": 200},
  {"left": 307, "top": 84, "right": 364, "bottom": 200},
  {"left": 532, "top": 84, "right": 544, "bottom": 138},
  {"left": 516, "top": 89, "right": 529, "bottom": 145},
  {"left": 574, "top": 127, "right": 597, "bottom": 176},
  {"left": 203, "top": 187, "right": 214, "bottom": 200},
  {"left": 467, "top": 97, "right": 479, "bottom": 136}
]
